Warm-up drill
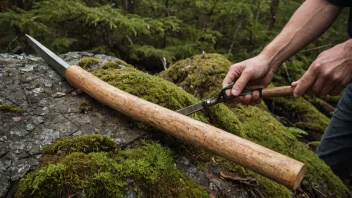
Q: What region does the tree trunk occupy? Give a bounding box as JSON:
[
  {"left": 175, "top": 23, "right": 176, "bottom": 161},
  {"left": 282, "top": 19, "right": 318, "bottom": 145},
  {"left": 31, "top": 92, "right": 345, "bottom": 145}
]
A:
[{"left": 268, "top": 0, "right": 280, "bottom": 31}]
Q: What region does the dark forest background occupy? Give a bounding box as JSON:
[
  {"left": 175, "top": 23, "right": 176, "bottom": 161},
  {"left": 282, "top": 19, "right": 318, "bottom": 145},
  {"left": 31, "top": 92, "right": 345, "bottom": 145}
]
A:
[{"left": 0, "top": 0, "right": 350, "bottom": 77}]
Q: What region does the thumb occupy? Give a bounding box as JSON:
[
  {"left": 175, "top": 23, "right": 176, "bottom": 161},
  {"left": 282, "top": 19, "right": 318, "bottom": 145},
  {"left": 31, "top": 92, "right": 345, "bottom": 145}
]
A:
[
  {"left": 294, "top": 70, "right": 316, "bottom": 97},
  {"left": 231, "top": 71, "right": 252, "bottom": 96}
]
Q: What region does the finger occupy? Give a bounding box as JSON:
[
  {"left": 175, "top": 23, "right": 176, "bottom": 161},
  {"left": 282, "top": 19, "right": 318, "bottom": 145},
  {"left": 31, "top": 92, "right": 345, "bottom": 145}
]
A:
[
  {"left": 294, "top": 70, "right": 317, "bottom": 97},
  {"left": 252, "top": 90, "right": 260, "bottom": 102},
  {"left": 231, "top": 70, "right": 252, "bottom": 96},
  {"left": 242, "top": 94, "right": 252, "bottom": 105},
  {"left": 223, "top": 64, "right": 241, "bottom": 87},
  {"left": 320, "top": 82, "right": 336, "bottom": 96},
  {"left": 330, "top": 85, "right": 344, "bottom": 96},
  {"left": 291, "top": 81, "right": 298, "bottom": 87},
  {"left": 311, "top": 77, "right": 326, "bottom": 95}
]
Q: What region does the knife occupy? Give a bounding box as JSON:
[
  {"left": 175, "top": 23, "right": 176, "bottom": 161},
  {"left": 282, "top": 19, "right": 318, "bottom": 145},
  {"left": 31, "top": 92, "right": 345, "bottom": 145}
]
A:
[{"left": 177, "top": 84, "right": 295, "bottom": 116}]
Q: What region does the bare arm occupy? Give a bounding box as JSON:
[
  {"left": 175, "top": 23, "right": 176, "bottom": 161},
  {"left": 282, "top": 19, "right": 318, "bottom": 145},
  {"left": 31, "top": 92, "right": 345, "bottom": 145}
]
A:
[
  {"left": 263, "top": 0, "right": 343, "bottom": 70},
  {"left": 223, "top": 0, "right": 343, "bottom": 104}
]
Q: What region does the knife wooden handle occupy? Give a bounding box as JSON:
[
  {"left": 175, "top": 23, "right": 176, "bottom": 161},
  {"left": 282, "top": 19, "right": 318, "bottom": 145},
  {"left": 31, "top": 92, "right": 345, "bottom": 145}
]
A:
[
  {"left": 65, "top": 65, "right": 306, "bottom": 190},
  {"left": 262, "top": 86, "right": 295, "bottom": 98}
]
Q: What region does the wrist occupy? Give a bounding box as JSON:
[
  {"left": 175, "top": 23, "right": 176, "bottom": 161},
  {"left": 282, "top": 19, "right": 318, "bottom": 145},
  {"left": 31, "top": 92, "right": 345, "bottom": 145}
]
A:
[{"left": 260, "top": 46, "right": 283, "bottom": 71}]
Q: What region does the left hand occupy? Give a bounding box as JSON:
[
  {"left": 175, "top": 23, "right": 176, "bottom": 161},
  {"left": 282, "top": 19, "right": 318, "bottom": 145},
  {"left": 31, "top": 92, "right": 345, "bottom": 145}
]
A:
[{"left": 292, "top": 40, "right": 352, "bottom": 97}]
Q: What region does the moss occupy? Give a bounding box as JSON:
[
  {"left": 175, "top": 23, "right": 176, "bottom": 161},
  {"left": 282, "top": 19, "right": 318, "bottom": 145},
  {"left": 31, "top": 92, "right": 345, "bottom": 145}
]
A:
[
  {"left": 78, "top": 57, "right": 100, "bottom": 68},
  {"left": 265, "top": 96, "right": 329, "bottom": 140},
  {"left": 161, "top": 53, "right": 351, "bottom": 197},
  {"left": 92, "top": 67, "right": 209, "bottom": 123},
  {"left": 159, "top": 53, "right": 231, "bottom": 99},
  {"left": 41, "top": 134, "right": 118, "bottom": 155},
  {"left": 16, "top": 135, "right": 208, "bottom": 198},
  {"left": 0, "top": 103, "right": 24, "bottom": 113},
  {"left": 102, "top": 59, "right": 134, "bottom": 69}
]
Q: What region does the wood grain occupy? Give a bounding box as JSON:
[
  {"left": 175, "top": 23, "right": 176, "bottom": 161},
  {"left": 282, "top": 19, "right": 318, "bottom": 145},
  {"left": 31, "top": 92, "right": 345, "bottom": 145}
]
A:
[
  {"left": 262, "top": 86, "right": 295, "bottom": 98},
  {"left": 66, "top": 65, "right": 306, "bottom": 190}
]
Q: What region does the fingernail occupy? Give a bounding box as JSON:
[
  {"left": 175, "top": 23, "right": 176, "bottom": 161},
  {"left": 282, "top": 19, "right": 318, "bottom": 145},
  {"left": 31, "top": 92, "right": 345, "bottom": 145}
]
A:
[{"left": 232, "top": 89, "right": 239, "bottom": 96}]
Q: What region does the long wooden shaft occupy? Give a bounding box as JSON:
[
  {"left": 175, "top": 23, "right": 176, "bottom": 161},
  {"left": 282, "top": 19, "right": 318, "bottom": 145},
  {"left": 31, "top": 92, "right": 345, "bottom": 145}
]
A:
[{"left": 66, "top": 66, "right": 306, "bottom": 190}]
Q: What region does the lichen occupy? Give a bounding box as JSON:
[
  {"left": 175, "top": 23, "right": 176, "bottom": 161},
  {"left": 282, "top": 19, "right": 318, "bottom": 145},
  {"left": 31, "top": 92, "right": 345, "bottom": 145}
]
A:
[
  {"left": 16, "top": 135, "right": 208, "bottom": 198},
  {"left": 78, "top": 57, "right": 100, "bottom": 68},
  {"left": 0, "top": 103, "right": 24, "bottom": 113},
  {"left": 161, "top": 53, "right": 351, "bottom": 197}
]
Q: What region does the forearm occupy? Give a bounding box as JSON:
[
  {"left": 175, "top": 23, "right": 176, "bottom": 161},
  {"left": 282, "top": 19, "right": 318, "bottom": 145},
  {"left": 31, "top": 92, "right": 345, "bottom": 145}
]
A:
[{"left": 261, "top": 0, "right": 343, "bottom": 70}]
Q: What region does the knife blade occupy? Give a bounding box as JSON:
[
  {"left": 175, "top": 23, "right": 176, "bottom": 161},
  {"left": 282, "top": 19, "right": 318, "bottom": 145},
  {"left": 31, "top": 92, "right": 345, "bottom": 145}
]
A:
[
  {"left": 25, "top": 35, "right": 69, "bottom": 77},
  {"left": 176, "top": 98, "right": 219, "bottom": 116}
]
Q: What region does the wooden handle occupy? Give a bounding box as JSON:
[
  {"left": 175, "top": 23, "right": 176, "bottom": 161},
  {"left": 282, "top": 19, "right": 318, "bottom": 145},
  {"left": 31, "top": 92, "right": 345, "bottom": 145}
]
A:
[
  {"left": 66, "top": 65, "right": 306, "bottom": 190},
  {"left": 262, "top": 86, "right": 295, "bottom": 98}
]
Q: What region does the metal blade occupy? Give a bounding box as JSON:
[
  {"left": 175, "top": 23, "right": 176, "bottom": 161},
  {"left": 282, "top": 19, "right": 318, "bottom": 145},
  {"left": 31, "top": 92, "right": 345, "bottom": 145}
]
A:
[
  {"left": 25, "top": 34, "right": 69, "bottom": 78},
  {"left": 176, "top": 101, "right": 205, "bottom": 116}
]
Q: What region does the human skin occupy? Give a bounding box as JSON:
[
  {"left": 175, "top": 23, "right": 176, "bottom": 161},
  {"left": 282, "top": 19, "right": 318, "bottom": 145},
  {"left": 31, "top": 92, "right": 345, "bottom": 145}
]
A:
[{"left": 223, "top": 0, "right": 344, "bottom": 105}]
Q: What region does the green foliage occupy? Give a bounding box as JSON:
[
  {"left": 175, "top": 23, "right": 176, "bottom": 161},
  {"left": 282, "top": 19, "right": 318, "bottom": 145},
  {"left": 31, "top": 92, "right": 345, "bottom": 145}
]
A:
[
  {"left": 2, "top": 0, "right": 348, "bottom": 72},
  {"left": 16, "top": 135, "right": 208, "bottom": 198},
  {"left": 0, "top": 103, "right": 24, "bottom": 113},
  {"left": 287, "top": 127, "right": 308, "bottom": 139}
]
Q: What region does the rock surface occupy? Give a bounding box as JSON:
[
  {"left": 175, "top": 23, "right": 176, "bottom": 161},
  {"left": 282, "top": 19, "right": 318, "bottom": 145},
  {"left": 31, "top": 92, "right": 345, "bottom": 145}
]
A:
[{"left": 0, "top": 52, "right": 146, "bottom": 197}]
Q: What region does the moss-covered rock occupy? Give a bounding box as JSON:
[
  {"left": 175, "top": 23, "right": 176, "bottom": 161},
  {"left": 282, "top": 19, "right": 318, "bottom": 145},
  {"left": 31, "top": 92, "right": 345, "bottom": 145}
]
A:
[
  {"left": 78, "top": 57, "right": 100, "bottom": 68},
  {"left": 160, "top": 53, "right": 231, "bottom": 99},
  {"left": 16, "top": 135, "right": 208, "bottom": 198},
  {"left": 161, "top": 53, "right": 351, "bottom": 197},
  {"left": 102, "top": 59, "right": 134, "bottom": 69},
  {"left": 41, "top": 134, "right": 118, "bottom": 155},
  {"left": 265, "top": 96, "right": 330, "bottom": 140},
  {"left": 0, "top": 103, "right": 24, "bottom": 113}
]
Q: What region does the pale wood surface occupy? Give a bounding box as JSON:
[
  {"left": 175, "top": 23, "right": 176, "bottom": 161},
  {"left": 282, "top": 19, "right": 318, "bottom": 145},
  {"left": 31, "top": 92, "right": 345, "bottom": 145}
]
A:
[
  {"left": 262, "top": 86, "right": 295, "bottom": 98},
  {"left": 66, "top": 65, "right": 306, "bottom": 190}
]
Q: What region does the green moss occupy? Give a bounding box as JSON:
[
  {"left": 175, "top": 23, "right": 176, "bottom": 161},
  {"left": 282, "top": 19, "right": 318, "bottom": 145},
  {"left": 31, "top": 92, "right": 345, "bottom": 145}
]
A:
[
  {"left": 160, "top": 53, "right": 231, "bottom": 99},
  {"left": 161, "top": 53, "right": 351, "bottom": 197},
  {"left": 0, "top": 103, "right": 24, "bottom": 113},
  {"left": 42, "top": 134, "right": 118, "bottom": 155},
  {"left": 102, "top": 59, "right": 134, "bottom": 69},
  {"left": 16, "top": 135, "right": 208, "bottom": 198},
  {"left": 78, "top": 57, "right": 100, "bottom": 68},
  {"left": 92, "top": 67, "right": 209, "bottom": 123},
  {"left": 266, "top": 96, "right": 329, "bottom": 139}
]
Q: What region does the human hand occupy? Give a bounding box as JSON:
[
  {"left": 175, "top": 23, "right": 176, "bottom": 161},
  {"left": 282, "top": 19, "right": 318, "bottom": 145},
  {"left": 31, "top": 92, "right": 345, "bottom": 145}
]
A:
[
  {"left": 292, "top": 40, "right": 352, "bottom": 97},
  {"left": 222, "top": 54, "right": 276, "bottom": 105}
]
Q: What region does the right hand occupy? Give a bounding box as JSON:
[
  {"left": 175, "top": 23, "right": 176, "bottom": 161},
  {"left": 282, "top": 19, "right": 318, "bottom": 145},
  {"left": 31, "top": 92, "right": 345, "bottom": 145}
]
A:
[{"left": 222, "top": 54, "right": 275, "bottom": 105}]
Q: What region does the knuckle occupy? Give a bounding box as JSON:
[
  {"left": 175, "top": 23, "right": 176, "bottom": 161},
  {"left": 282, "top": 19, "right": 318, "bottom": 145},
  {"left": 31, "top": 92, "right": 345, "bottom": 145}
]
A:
[{"left": 311, "top": 63, "right": 322, "bottom": 71}]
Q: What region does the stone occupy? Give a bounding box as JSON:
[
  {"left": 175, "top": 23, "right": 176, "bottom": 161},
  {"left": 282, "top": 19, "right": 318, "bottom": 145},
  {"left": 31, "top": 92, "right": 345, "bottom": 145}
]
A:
[
  {"left": 12, "top": 117, "right": 22, "bottom": 122},
  {"left": 52, "top": 92, "right": 66, "bottom": 98},
  {"left": 26, "top": 124, "right": 35, "bottom": 131}
]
